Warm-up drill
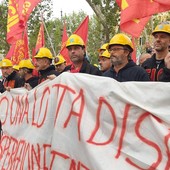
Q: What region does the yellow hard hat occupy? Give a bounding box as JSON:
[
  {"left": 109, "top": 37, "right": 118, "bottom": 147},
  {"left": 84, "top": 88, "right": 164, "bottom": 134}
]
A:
[
  {"left": 13, "top": 65, "right": 20, "bottom": 71},
  {"left": 100, "top": 50, "right": 110, "bottom": 58},
  {"left": 0, "top": 58, "right": 13, "bottom": 68},
  {"left": 152, "top": 22, "right": 170, "bottom": 35},
  {"left": 19, "top": 59, "right": 35, "bottom": 69},
  {"left": 66, "top": 34, "right": 85, "bottom": 47},
  {"left": 108, "top": 33, "right": 133, "bottom": 52},
  {"left": 98, "top": 43, "right": 109, "bottom": 52},
  {"left": 34, "top": 47, "right": 53, "bottom": 59},
  {"left": 54, "top": 54, "right": 66, "bottom": 66}
]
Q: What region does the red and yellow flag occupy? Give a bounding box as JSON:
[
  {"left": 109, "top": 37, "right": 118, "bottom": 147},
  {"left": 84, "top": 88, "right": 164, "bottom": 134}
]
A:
[
  {"left": 35, "top": 22, "right": 45, "bottom": 53},
  {"left": 7, "top": 0, "right": 41, "bottom": 44},
  {"left": 116, "top": 0, "right": 170, "bottom": 37},
  {"left": 6, "top": 28, "right": 29, "bottom": 65}
]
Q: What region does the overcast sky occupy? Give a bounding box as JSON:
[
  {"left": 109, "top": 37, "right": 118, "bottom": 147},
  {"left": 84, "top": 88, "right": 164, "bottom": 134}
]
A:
[
  {"left": 0, "top": 0, "right": 94, "bottom": 18},
  {"left": 52, "top": 0, "right": 94, "bottom": 18}
]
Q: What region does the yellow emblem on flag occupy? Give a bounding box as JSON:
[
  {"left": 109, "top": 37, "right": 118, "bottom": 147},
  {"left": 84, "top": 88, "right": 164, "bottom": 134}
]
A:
[
  {"left": 132, "top": 19, "right": 140, "bottom": 24},
  {"left": 121, "top": 0, "right": 129, "bottom": 10}
]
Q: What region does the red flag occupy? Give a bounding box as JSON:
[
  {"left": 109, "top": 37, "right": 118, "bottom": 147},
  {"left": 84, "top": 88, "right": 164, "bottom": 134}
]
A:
[
  {"left": 74, "top": 16, "right": 89, "bottom": 46},
  {"left": 7, "top": 0, "right": 41, "bottom": 44},
  {"left": 6, "top": 28, "right": 29, "bottom": 65},
  {"left": 131, "top": 37, "right": 136, "bottom": 62},
  {"left": 35, "top": 22, "right": 45, "bottom": 53},
  {"left": 60, "top": 22, "right": 71, "bottom": 65},
  {"left": 116, "top": 0, "right": 170, "bottom": 37}
]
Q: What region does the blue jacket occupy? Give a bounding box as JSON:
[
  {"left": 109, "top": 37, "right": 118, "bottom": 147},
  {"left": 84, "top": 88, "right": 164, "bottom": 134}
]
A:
[{"left": 103, "top": 60, "right": 150, "bottom": 82}]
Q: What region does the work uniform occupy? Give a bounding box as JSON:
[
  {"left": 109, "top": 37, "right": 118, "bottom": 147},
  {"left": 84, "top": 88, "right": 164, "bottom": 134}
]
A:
[
  {"left": 142, "top": 53, "right": 170, "bottom": 81},
  {"left": 38, "top": 65, "right": 59, "bottom": 84},
  {"left": 103, "top": 60, "right": 150, "bottom": 82},
  {"left": 65, "top": 59, "right": 102, "bottom": 76}
]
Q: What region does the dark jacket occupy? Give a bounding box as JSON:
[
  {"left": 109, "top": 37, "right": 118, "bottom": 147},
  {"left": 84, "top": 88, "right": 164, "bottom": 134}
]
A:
[
  {"left": 38, "top": 65, "right": 59, "bottom": 84},
  {"left": 26, "top": 76, "right": 39, "bottom": 88},
  {"left": 65, "top": 59, "right": 102, "bottom": 76},
  {"left": 4, "top": 71, "right": 24, "bottom": 88},
  {"left": 103, "top": 60, "right": 150, "bottom": 82},
  {"left": 141, "top": 54, "right": 170, "bottom": 81}
]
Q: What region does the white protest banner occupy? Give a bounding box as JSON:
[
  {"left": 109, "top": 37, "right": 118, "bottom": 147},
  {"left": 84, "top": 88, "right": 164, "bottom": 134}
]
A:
[{"left": 0, "top": 72, "right": 170, "bottom": 170}]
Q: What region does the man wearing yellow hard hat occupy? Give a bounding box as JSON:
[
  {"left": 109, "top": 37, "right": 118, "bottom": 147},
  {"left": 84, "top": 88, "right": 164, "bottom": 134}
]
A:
[
  {"left": 65, "top": 34, "right": 102, "bottom": 75},
  {"left": 54, "top": 54, "right": 66, "bottom": 74},
  {"left": 18, "top": 59, "right": 39, "bottom": 90},
  {"left": 98, "top": 43, "right": 109, "bottom": 56},
  {"left": 0, "top": 58, "right": 23, "bottom": 92},
  {"left": 103, "top": 33, "right": 149, "bottom": 81},
  {"left": 141, "top": 22, "right": 170, "bottom": 81},
  {"left": 34, "top": 47, "right": 59, "bottom": 84},
  {"left": 98, "top": 50, "right": 112, "bottom": 73}
]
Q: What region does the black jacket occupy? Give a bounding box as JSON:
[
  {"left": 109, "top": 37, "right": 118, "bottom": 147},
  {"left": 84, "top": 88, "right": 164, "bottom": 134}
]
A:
[
  {"left": 103, "top": 60, "right": 150, "bottom": 82},
  {"left": 141, "top": 54, "right": 170, "bottom": 81},
  {"left": 38, "top": 65, "right": 59, "bottom": 84},
  {"left": 65, "top": 59, "right": 102, "bottom": 76},
  {"left": 26, "top": 76, "right": 39, "bottom": 88}
]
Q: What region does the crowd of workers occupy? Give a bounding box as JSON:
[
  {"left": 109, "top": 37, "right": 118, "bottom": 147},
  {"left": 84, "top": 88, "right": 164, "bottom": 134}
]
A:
[{"left": 0, "top": 22, "right": 170, "bottom": 93}]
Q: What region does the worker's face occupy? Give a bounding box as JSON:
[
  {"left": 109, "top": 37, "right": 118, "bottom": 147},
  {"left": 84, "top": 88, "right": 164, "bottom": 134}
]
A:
[
  {"left": 153, "top": 33, "right": 170, "bottom": 52},
  {"left": 35, "top": 58, "right": 49, "bottom": 71},
  {"left": 67, "top": 45, "right": 85, "bottom": 64},
  {"left": 98, "top": 56, "right": 112, "bottom": 72},
  {"left": 109, "top": 45, "right": 128, "bottom": 66},
  {"left": 1, "top": 67, "right": 13, "bottom": 78},
  {"left": 19, "top": 68, "right": 25, "bottom": 78},
  {"left": 55, "top": 62, "right": 66, "bottom": 73}
]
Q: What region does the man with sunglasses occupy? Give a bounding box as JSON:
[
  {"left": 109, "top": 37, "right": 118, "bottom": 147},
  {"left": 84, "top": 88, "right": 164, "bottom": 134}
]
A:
[{"left": 103, "top": 33, "right": 149, "bottom": 81}]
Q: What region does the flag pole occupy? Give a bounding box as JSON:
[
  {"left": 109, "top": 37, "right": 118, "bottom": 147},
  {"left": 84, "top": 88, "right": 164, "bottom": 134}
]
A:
[{"left": 39, "top": 11, "right": 56, "bottom": 56}]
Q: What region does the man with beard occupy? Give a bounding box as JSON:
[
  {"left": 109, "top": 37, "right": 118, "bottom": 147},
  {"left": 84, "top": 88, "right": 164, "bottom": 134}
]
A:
[
  {"left": 142, "top": 22, "right": 170, "bottom": 81},
  {"left": 65, "top": 34, "right": 102, "bottom": 76},
  {"left": 103, "top": 33, "right": 149, "bottom": 81}
]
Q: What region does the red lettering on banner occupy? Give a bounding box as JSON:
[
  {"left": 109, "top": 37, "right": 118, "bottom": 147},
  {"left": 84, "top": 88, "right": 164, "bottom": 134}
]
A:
[
  {"left": 87, "top": 97, "right": 117, "bottom": 145},
  {"left": 126, "top": 112, "right": 162, "bottom": 169},
  {"left": 32, "top": 87, "right": 50, "bottom": 128},
  {"left": 70, "top": 160, "right": 90, "bottom": 170},
  {"left": 31, "top": 144, "right": 40, "bottom": 169},
  {"left": 115, "top": 104, "right": 131, "bottom": 159},
  {"left": 50, "top": 150, "right": 69, "bottom": 169},
  {"left": 52, "top": 84, "right": 76, "bottom": 126},
  {"left": 9, "top": 95, "right": 29, "bottom": 125},
  {"left": 0, "top": 96, "right": 9, "bottom": 125},
  {"left": 64, "top": 89, "right": 85, "bottom": 141},
  {"left": 164, "top": 132, "right": 170, "bottom": 170},
  {"left": 43, "top": 144, "right": 51, "bottom": 169}
]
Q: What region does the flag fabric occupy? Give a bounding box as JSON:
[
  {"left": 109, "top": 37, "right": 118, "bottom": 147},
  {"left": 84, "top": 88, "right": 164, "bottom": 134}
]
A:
[
  {"left": 35, "top": 22, "right": 45, "bottom": 53},
  {"left": 131, "top": 37, "right": 136, "bottom": 62},
  {"left": 116, "top": 0, "right": 170, "bottom": 37},
  {"left": 6, "top": 28, "right": 29, "bottom": 65},
  {"left": 60, "top": 22, "right": 71, "bottom": 65},
  {"left": 74, "top": 16, "right": 89, "bottom": 46},
  {"left": 120, "top": 17, "right": 151, "bottom": 38},
  {"left": 7, "top": 0, "right": 41, "bottom": 44}
]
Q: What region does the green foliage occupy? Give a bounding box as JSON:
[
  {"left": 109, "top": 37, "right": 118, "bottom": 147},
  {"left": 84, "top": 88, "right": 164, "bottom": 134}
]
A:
[{"left": 0, "top": 0, "right": 9, "bottom": 54}]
